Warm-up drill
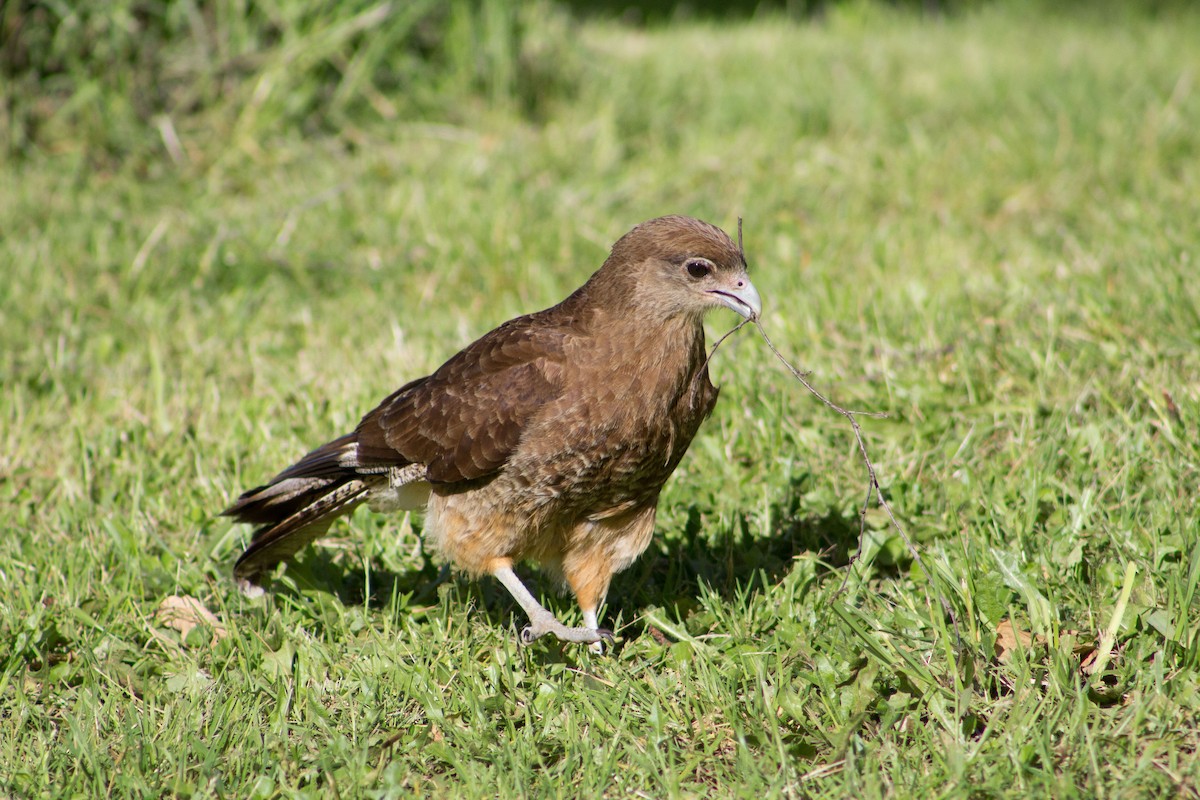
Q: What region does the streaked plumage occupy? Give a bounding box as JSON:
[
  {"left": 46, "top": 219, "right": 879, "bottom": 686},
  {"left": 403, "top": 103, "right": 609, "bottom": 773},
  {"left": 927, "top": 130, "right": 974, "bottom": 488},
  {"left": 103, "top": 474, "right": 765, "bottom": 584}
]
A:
[{"left": 224, "top": 215, "right": 762, "bottom": 646}]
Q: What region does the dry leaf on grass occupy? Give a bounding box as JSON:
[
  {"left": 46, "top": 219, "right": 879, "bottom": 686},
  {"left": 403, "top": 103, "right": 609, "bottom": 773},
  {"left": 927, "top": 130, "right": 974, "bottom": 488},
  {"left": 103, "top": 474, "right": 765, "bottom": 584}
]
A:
[
  {"left": 1060, "top": 629, "right": 1102, "bottom": 675},
  {"left": 1077, "top": 638, "right": 1107, "bottom": 676},
  {"left": 995, "top": 619, "right": 1104, "bottom": 677},
  {"left": 993, "top": 619, "right": 1040, "bottom": 663},
  {"left": 156, "top": 595, "right": 227, "bottom": 643}
]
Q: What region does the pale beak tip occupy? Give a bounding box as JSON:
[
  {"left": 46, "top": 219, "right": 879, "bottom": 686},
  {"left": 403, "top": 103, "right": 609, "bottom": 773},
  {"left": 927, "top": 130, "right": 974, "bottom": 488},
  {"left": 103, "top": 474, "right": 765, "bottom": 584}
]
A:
[
  {"left": 708, "top": 276, "right": 762, "bottom": 321},
  {"left": 736, "top": 279, "right": 763, "bottom": 321}
]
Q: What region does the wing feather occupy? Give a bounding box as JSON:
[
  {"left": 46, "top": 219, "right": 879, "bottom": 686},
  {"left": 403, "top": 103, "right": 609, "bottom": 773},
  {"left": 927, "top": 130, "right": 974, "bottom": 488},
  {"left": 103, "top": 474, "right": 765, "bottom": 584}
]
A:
[{"left": 355, "top": 316, "right": 568, "bottom": 484}]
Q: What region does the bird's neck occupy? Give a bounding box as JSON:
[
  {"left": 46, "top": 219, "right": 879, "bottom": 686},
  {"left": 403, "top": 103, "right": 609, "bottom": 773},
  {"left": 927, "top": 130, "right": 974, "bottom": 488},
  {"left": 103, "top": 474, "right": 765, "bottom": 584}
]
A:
[{"left": 593, "top": 306, "right": 708, "bottom": 386}]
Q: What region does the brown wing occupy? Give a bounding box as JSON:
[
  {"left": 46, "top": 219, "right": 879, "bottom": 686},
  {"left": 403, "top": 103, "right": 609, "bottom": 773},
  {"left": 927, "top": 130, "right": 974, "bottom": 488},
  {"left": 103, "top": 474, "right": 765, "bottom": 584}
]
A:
[{"left": 355, "top": 315, "right": 568, "bottom": 484}]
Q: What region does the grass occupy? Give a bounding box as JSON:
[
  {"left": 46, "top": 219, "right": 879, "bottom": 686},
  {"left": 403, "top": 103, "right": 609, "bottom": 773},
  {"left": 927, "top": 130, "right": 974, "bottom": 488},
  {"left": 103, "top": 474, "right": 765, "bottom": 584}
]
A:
[{"left": 3, "top": 1, "right": 1200, "bottom": 796}]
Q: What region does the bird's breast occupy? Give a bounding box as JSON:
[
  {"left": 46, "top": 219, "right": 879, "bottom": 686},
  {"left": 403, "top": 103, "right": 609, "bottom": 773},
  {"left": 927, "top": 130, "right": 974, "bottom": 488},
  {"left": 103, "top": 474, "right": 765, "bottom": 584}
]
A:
[{"left": 507, "top": 321, "right": 717, "bottom": 520}]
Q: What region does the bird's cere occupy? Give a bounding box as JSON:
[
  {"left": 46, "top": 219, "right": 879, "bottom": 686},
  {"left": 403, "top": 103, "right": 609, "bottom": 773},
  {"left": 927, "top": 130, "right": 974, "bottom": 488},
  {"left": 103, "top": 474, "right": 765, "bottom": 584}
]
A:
[{"left": 710, "top": 278, "right": 762, "bottom": 321}]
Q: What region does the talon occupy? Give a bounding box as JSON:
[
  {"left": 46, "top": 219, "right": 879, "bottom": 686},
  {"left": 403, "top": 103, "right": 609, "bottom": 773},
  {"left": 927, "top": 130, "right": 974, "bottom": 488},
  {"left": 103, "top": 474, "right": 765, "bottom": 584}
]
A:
[
  {"left": 520, "top": 626, "right": 540, "bottom": 645},
  {"left": 588, "top": 629, "right": 615, "bottom": 655}
]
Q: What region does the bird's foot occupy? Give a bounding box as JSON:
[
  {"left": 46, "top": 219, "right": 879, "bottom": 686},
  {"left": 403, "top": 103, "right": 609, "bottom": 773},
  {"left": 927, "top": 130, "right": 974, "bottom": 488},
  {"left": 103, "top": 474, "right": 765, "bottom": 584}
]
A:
[{"left": 519, "top": 611, "right": 614, "bottom": 648}]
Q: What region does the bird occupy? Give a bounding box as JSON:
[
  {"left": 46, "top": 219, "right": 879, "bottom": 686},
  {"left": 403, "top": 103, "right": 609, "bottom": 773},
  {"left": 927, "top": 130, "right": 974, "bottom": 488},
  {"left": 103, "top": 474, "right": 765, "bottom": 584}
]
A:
[{"left": 223, "top": 215, "right": 762, "bottom": 648}]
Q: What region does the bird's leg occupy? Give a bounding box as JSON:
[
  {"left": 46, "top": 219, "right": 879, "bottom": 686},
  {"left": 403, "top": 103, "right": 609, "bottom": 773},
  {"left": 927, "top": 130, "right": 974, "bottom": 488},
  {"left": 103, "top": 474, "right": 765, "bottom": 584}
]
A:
[
  {"left": 564, "top": 553, "right": 617, "bottom": 653},
  {"left": 581, "top": 607, "right": 608, "bottom": 655},
  {"left": 490, "top": 561, "right": 612, "bottom": 646}
]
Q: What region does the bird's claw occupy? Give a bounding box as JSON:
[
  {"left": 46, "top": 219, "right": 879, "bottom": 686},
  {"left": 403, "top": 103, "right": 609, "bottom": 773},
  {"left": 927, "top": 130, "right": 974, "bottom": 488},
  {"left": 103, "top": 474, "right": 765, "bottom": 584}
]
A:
[
  {"left": 519, "top": 618, "right": 612, "bottom": 648},
  {"left": 587, "top": 629, "right": 616, "bottom": 654}
]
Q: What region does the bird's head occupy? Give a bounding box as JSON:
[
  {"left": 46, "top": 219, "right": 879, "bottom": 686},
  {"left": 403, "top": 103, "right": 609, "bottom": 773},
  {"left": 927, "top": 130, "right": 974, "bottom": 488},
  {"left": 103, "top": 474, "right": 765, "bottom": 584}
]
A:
[{"left": 595, "top": 215, "right": 762, "bottom": 323}]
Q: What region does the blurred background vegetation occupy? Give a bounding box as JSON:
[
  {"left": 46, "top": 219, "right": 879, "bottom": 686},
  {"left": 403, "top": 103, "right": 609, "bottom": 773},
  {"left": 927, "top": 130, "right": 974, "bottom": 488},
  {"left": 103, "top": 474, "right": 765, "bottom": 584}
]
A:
[
  {"left": 1, "top": 0, "right": 575, "bottom": 166},
  {"left": 2, "top": 0, "right": 1178, "bottom": 170}
]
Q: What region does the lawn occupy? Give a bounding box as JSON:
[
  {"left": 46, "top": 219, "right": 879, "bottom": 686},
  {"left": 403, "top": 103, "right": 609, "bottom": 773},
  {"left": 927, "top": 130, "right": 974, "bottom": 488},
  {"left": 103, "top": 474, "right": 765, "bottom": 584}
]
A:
[{"left": 2, "top": 1, "right": 1199, "bottom": 797}]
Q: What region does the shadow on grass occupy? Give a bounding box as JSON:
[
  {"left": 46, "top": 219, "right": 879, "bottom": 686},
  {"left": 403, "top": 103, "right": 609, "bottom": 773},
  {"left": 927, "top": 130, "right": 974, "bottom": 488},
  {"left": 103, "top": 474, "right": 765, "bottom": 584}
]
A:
[
  {"left": 610, "top": 503, "right": 860, "bottom": 614},
  {"left": 258, "top": 478, "right": 864, "bottom": 654}
]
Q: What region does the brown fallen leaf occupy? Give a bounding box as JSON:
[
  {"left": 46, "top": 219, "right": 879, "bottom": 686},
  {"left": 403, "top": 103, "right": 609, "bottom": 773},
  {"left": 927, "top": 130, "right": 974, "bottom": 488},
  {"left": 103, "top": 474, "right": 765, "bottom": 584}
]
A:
[
  {"left": 995, "top": 620, "right": 1103, "bottom": 678},
  {"left": 156, "top": 595, "right": 227, "bottom": 643},
  {"left": 1061, "top": 629, "right": 1101, "bottom": 674},
  {"left": 1079, "top": 644, "right": 1105, "bottom": 675},
  {"left": 994, "top": 618, "right": 1040, "bottom": 664}
]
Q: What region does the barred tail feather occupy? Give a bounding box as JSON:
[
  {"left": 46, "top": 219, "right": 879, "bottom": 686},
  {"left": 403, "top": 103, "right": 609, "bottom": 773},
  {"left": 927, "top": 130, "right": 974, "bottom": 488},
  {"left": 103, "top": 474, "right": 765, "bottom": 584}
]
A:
[
  {"left": 231, "top": 479, "right": 368, "bottom": 594},
  {"left": 225, "top": 434, "right": 368, "bottom": 593}
]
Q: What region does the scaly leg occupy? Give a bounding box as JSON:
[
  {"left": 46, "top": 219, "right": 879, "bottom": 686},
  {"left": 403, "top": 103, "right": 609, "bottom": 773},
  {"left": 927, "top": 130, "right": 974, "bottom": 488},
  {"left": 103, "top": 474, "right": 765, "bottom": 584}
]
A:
[
  {"left": 582, "top": 607, "right": 607, "bottom": 654},
  {"left": 490, "top": 560, "right": 612, "bottom": 646},
  {"left": 565, "top": 553, "right": 616, "bottom": 654}
]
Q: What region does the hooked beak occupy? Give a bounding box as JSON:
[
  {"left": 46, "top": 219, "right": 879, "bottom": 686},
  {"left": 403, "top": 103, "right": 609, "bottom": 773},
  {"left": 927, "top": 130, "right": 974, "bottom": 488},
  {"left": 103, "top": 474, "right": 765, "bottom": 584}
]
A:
[{"left": 709, "top": 276, "right": 762, "bottom": 321}]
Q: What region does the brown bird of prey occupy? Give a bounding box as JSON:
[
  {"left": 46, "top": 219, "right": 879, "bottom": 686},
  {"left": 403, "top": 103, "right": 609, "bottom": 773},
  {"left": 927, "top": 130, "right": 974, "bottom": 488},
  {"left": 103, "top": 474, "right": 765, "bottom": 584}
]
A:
[{"left": 224, "top": 215, "right": 761, "bottom": 647}]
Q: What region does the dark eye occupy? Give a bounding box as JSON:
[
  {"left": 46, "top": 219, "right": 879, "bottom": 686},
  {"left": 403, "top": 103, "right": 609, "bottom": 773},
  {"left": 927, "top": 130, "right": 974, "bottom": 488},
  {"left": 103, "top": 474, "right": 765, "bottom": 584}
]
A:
[{"left": 685, "top": 259, "right": 711, "bottom": 279}]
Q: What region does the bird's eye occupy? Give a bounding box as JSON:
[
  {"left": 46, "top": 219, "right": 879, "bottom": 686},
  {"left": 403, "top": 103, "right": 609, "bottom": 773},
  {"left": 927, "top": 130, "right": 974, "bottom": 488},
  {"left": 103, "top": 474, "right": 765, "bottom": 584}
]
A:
[{"left": 685, "top": 259, "right": 711, "bottom": 279}]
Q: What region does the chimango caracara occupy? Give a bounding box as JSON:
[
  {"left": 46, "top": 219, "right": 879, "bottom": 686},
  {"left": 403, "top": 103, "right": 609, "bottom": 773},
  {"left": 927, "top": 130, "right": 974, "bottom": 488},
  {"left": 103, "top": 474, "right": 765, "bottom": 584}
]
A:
[{"left": 224, "top": 215, "right": 762, "bottom": 647}]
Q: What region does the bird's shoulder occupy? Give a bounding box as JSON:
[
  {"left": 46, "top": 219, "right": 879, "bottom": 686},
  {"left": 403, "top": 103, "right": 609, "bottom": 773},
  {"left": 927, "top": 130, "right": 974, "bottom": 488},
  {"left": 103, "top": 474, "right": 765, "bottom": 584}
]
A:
[{"left": 355, "top": 305, "right": 590, "bottom": 483}]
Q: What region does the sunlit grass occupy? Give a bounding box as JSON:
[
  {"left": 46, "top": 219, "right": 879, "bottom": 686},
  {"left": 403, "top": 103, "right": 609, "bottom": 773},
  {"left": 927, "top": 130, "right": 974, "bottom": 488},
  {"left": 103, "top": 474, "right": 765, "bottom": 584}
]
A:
[{"left": 2, "top": 3, "right": 1199, "bottom": 797}]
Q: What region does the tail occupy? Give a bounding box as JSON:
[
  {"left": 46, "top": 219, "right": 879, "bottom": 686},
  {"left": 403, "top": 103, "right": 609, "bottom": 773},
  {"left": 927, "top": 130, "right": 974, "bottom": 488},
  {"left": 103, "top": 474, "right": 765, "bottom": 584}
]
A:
[{"left": 224, "top": 433, "right": 369, "bottom": 594}]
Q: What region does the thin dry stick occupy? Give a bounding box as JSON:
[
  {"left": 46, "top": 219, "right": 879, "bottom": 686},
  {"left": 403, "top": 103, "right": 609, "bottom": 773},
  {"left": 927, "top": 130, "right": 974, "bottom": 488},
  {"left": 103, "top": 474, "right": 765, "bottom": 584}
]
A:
[
  {"left": 701, "top": 317, "right": 753, "bottom": 375},
  {"left": 750, "top": 321, "right": 939, "bottom": 599},
  {"left": 710, "top": 310, "right": 952, "bottom": 630}
]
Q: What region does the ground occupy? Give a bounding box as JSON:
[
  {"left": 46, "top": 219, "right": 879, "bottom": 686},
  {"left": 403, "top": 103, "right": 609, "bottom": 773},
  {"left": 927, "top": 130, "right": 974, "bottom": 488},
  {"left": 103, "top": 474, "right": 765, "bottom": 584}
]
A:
[{"left": 1, "top": 2, "right": 1198, "bottom": 797}]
